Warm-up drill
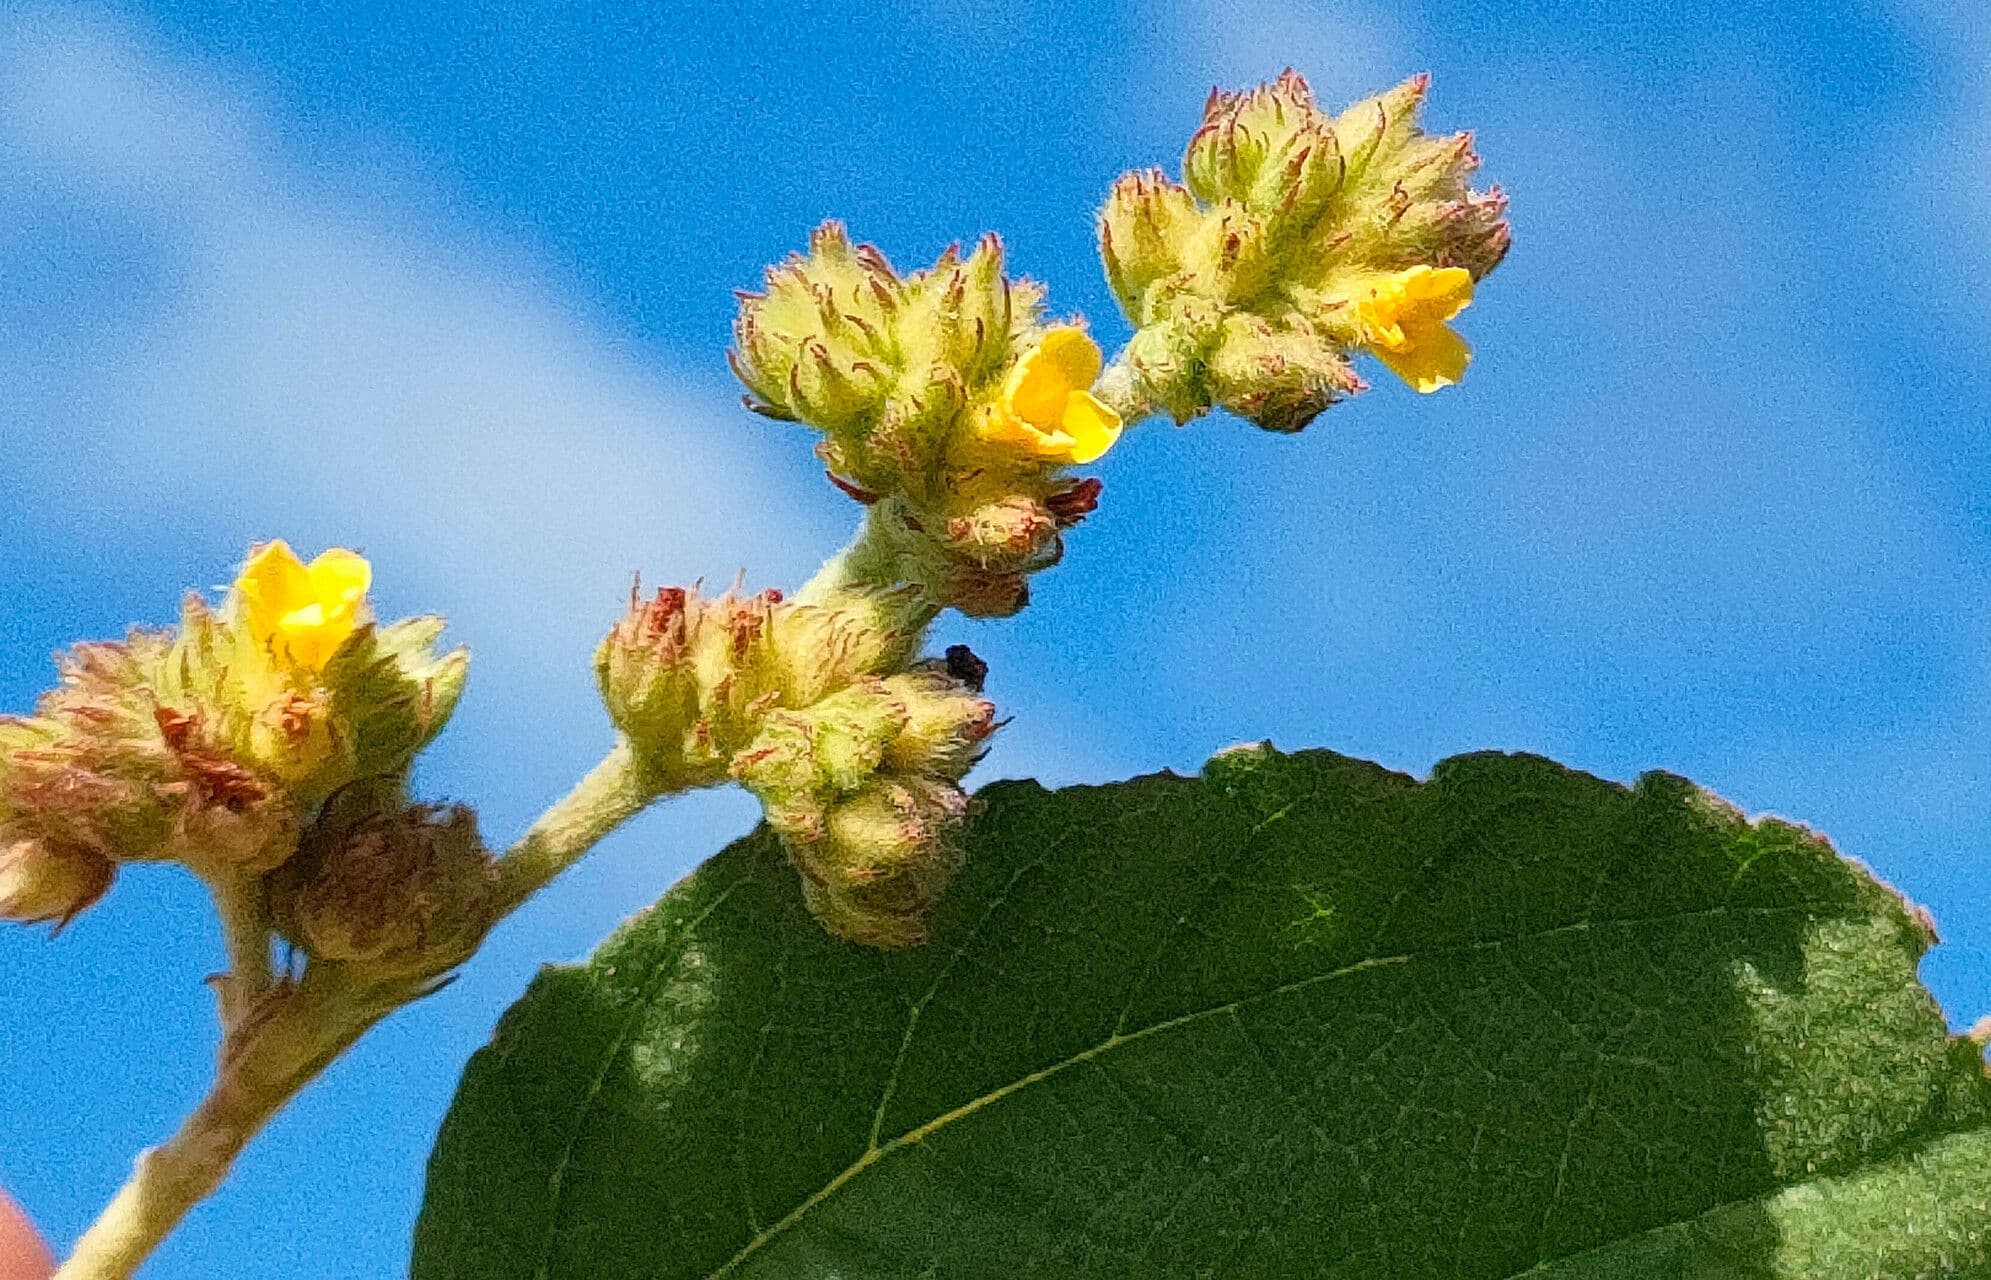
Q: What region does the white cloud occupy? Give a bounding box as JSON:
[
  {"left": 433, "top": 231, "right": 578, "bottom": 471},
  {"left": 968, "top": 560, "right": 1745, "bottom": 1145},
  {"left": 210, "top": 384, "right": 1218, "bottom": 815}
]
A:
[
  {"left": 1887, "top": 2, "right": 1991, "bottom": 283},
  {"left": 0, "top": 7, "right": 848, "bottom": 793},
  {"left": 1169, "top": 0, "right": 1409, "bottom": 106},
  {"left": 0, "top": 6, "right": 831, "bottom": 600},
  {"left": 0, "top": 8, "right": 264, "bottom": 216}
]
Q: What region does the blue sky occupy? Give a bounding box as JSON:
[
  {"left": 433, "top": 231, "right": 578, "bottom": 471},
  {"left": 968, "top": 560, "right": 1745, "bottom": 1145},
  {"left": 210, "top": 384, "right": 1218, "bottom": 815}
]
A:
[{"left": 3, "top": 0, "right": 1990, "bottom": 1274}]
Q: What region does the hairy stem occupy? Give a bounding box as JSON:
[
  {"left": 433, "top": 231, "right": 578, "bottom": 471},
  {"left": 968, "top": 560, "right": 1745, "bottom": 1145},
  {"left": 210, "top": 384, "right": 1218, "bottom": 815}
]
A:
[
  {"left": 491, "top": 738, "right": 664, "bottom": 917},
  {"left": 794, "top": 507, "right": 944, "bottom": 646},
  {"left": 58, "top": 1086, "right": 284, "bottom": 1280},
  {"left": 60, "top": 743, "right": 671, "bottom": 1279},
  {"left": 795, "top": 508, "right": 914, "bottom": 606},
  {"left": 208, "top": 874, "right": 273, "bottom": 1026},
  {"left": 55, "top": 972, "right": 392, "bottom": 1280}
]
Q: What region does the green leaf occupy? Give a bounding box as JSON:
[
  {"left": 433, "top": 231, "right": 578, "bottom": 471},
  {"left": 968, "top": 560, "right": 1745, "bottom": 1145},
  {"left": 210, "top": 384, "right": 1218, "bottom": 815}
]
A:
[{"left": 414, "top": 748, "right": 1991, "bottom": 1278}]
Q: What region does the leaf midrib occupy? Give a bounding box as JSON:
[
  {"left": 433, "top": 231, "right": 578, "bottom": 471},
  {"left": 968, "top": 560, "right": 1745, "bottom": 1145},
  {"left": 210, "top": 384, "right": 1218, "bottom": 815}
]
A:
[{"left": 700, "top": 901, "right": 1820, "bottom": 1280}]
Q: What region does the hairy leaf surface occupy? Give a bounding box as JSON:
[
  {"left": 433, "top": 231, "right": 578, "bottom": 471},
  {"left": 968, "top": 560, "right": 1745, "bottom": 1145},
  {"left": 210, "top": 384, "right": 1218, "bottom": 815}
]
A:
[{"left": 415, "top": 748, "right": 1991, "bottom": 1278}]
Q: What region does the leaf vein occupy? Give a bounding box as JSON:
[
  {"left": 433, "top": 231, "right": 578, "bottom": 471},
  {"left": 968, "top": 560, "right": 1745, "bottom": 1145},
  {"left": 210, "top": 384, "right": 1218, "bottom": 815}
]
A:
[
  {"left": 704, "top": 901, "right": 1824, "bottom": 1278},
  {"left": 529, "top": 873, "right": 756, "bottom": 1280}
]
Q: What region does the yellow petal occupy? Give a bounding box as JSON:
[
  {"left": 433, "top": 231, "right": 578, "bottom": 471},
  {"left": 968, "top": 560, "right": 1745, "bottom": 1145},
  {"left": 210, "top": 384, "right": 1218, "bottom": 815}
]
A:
[
  {"left": 1405, "top": 266, "right": 1474, "bottom": 321},
  {"left": 1035, "top": 326, "right": 1104, "bottom": 389},
  {"left": 236, "top": 540, "right": 312, "bottom": 646},
  {"left": 1003, "top": 351, "right": 1070, "bottom": 429},
  {"left": 278, "top": 604, "right": 334, "bottom": 670},
  {"left": 1002, "top": 326, "right": 1104, "bottom": 429},
  {"left": 982, "top": 408, "right": 1053, "bottom": 451},
  {"left": 233, "top": 541, "right": 371, "bottom": 672},
  {"left": 306, "top": 548, "right": 372, "bottom": 618},
  {"left": 1059, "top": 390, "right": 1123, "bottom": 464},
  {"left": 1376, "top": 322, "right": 1471, "bottom": 393}
]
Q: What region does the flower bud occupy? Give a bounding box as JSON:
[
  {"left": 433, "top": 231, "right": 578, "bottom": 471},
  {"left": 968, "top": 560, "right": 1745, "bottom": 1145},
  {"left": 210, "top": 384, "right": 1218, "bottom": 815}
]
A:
[
  {"left": 600, "top": 583, "right": 921, "bottom": 785},
  {"left": 880, "top": 669, "right": 997, "bottom": 776},
  {"left": 1204, "top": 312, "right": 1364, "bottom": 434},
  {"left": 597, "top": 585, "right": 703, "bottom": 769},
  {"left": 728, "top": 224, "right": 895, "bottom": 422},
  {"left": 792, "top": 776, "right": 970, "bottom": 948},
  {"left": 1098, "top": 70, "right": 1508, "bottom": 428},
  {"left": 0, "top": 837, "right": 113, "bottom": 927},
  {"left": 1100, "top": 169, "right": 1203, "bottom": 318},
  {"left": 731, "top": 680, "right": 907, "bottom": 813},
  {"left": 1184, "top": 72, "right": 1346, "bottom": 227},
  {"left": 767, "top": 589, "right": 924, "bottom": 708},
  {"left": 1329, "top": 77, "right": 1509, "bottom": 278},
  {"left": 897, "top": 237, "right": 1015, "bottom": 388},
  {"left": 321, "top": 615, "right": 471, "bottom": 783},
  {"left": 271, "top": 803, "right": 497, "bottom": 980},
  {"left": 938, "top": 496, "right": 1062, "bottom": 576},
  {"left": 1117, "top": 297, "right": 1225, "bottom": 426}
]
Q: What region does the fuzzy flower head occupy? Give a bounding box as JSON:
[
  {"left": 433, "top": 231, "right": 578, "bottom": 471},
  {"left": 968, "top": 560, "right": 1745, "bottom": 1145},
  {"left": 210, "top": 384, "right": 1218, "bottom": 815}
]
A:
[
  {"left": 235, "top": 541, "right": 373, "bottom": 673},
  {"left": 730, "top": 659, "right": 996, "bottom": 948},
  {"left": 732, "top": 228, "right": 1119, "bottom": 617},
  {"left": 597, "top": 581, "right": 924, "bottom": 786},
  {"left": 1355, "top": 266, "right": 1475, "bottom": 393},
  {"left": 982, "top": 327, "right": 1123, "bottom": 465},
  {"left": 1097, "top": 70, "right": 1508, "bottom": 430},
  {"left": 0, "top": 543, "right": 465, "bottom": 892}
]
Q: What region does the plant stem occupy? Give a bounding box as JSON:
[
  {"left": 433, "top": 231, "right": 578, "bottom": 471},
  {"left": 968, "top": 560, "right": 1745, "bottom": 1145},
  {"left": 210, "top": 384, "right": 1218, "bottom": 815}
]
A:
[
  {"left": 490, "top": 738, "right": 663, "bottom": 917},
  {"left": 795, "top": 508, "right": 912, "bottom": 606},
  {"left": 57, "top": 1090, "right": 277, "bottom": 1280},
  {"left": 794, "top": 508, "right": 943, "bottom": 647},
  {"left": 208, "top": 874, "right": 273, "bottom": 1026},
  {"left": 55, "top": 971, "right": 392, "bottom": 1280},
  {"left": 59, "top": 744, "right": 672, "bottom": 1279}
]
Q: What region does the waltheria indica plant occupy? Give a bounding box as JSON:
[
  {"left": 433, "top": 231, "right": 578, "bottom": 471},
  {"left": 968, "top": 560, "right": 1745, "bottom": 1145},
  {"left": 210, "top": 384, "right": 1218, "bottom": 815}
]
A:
[{"left": 4, "top": 70, "right": 1506, "bottom": 1278}]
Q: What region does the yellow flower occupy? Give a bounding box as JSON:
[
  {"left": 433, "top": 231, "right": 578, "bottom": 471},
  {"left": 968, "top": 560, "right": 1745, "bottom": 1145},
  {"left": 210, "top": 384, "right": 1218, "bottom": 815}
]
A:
[
  {"left": 984, "top": 327, "right": 1123, "bottom": 465},
  {"left": 1355, "top": 265, "right": 1476, "bottom": 393},
  {"left": 235, "top": 540, "right": 373, "bottom": 671}
]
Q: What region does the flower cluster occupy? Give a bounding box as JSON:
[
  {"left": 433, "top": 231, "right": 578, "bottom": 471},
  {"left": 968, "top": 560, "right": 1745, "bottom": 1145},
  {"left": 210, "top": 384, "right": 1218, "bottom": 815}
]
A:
[
  {"left": 596, "top": 581, "right": 921, "bottom": 784},
  {"left": 3, "top": 73, "right": 1506, "bottom": 963},
  {"left": 731, "top": 226, "right": 1116, "bottom": 616},
  {"left": 1099, "top": 70, "right": 1509, "bottom": 430},
  {"left": 698, "top": 70, "right": 1508, "bottom": 942},
  {"left": 597, "top": 580, "right": 991, "bottom": 945},
  {"left": 732, "top": 656, "right": 995, "bottom": 947},
  {"left": 9, "top": 70, "right": 1517, "bottom": 1279},
  {"left": 0, "top": 542, "right": 484, "bottom": 977}
]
